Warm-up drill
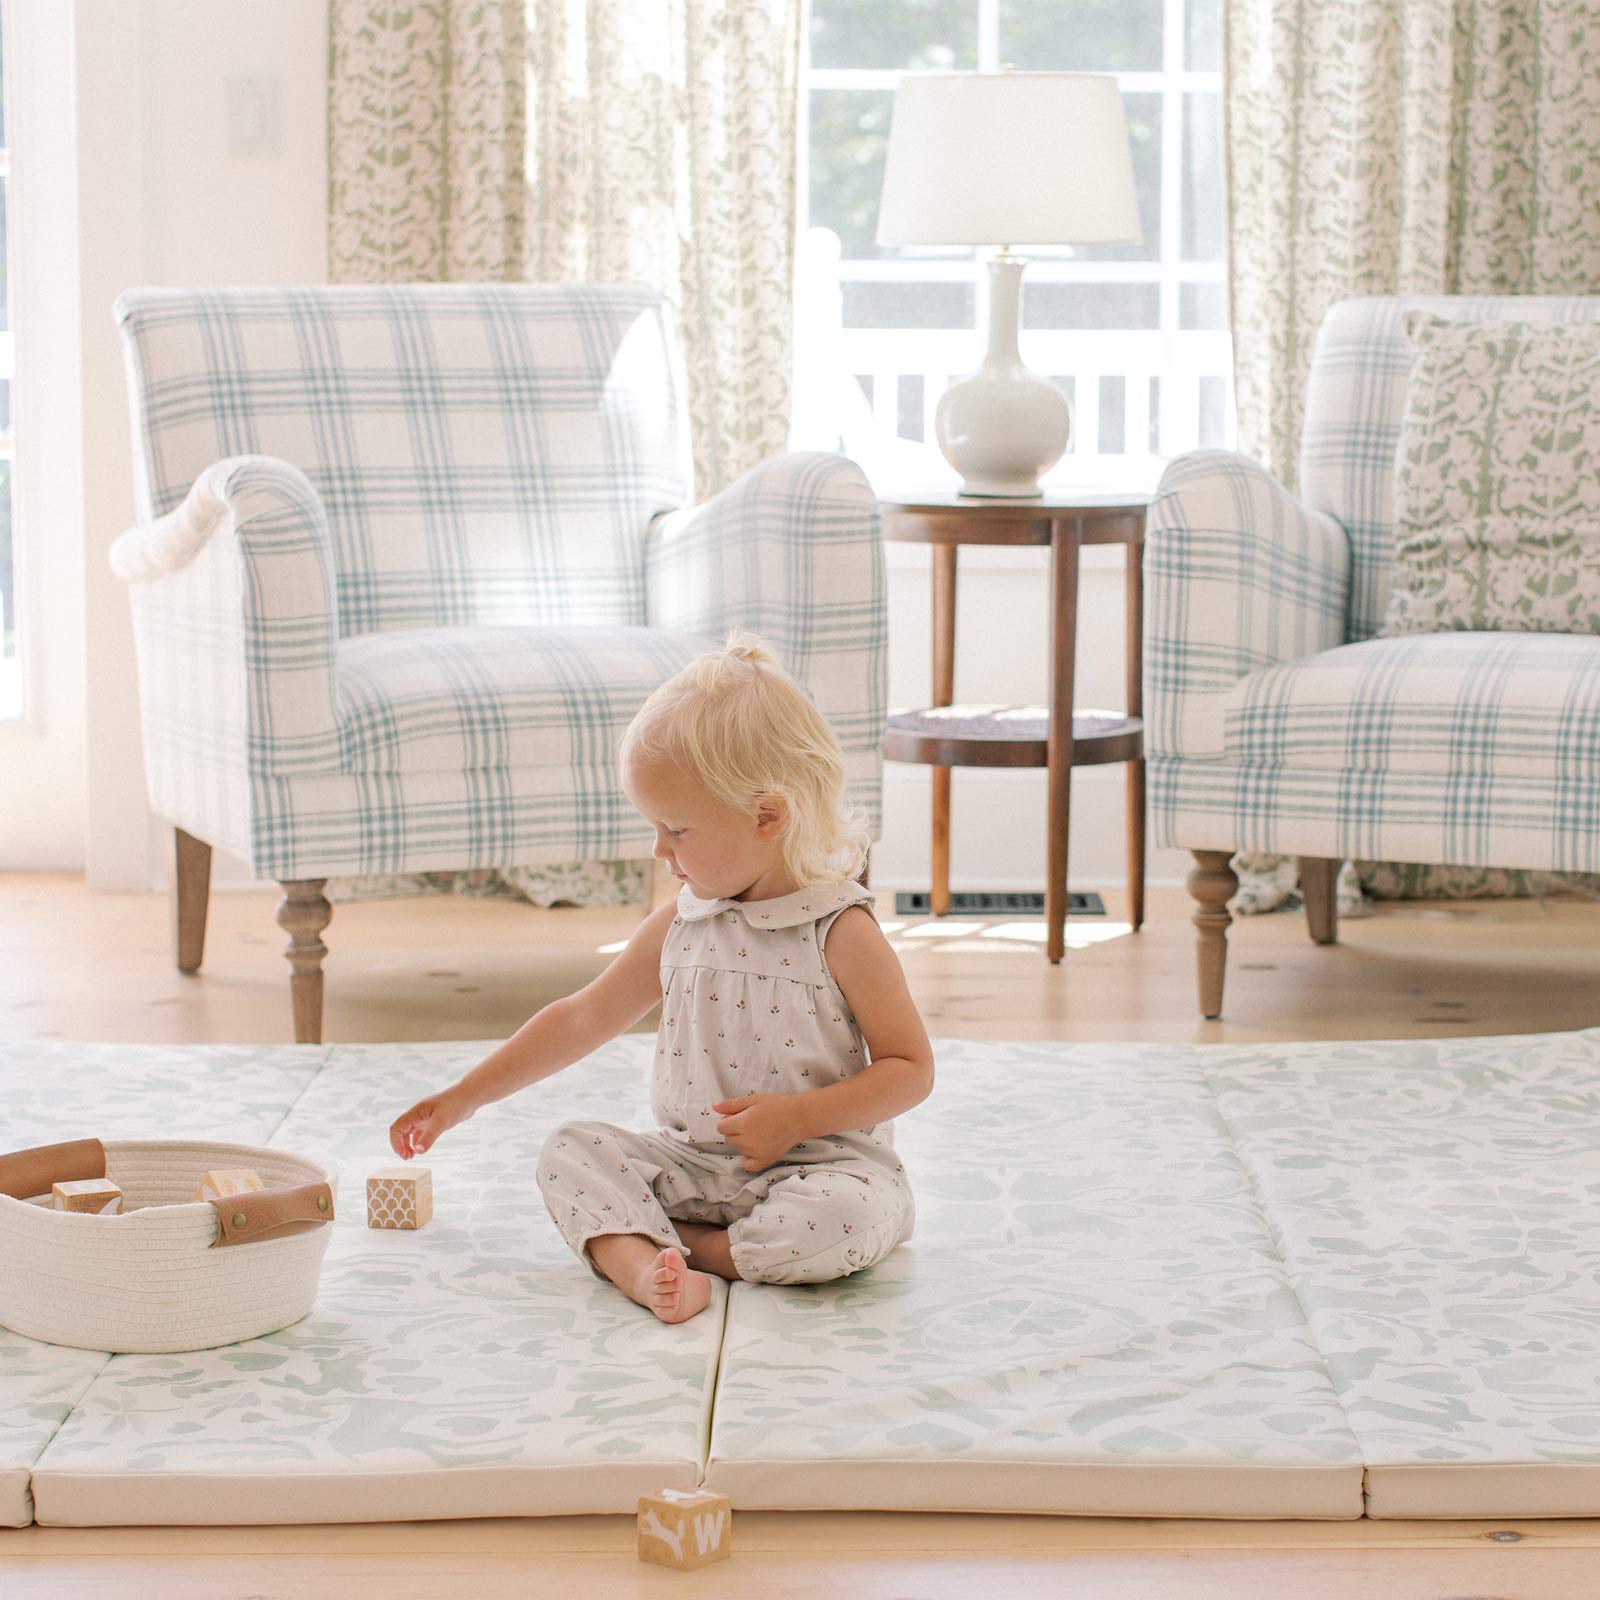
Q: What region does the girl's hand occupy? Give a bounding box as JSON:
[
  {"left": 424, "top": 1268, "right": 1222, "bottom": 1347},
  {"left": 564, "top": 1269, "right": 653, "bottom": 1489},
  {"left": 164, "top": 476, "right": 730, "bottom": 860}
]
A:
[
  {"left": 389, "top": 1089, "right": 472, "bottom": 1159},
  {"left": 712, "top": 1094, "right": 806, "bottom": 1172}
]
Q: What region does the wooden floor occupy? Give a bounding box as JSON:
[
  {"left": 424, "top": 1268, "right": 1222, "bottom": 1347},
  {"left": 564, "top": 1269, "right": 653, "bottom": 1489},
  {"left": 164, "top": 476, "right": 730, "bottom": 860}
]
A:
[{"left": 4, "top": 871, "right": 1600, "bottom": 1597}]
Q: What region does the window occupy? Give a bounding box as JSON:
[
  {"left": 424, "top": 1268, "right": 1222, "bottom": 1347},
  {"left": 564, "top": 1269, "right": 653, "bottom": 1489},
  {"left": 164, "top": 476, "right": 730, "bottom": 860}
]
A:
[{"left": 791, "top": 0, "right": 1235, "bottom": 478}]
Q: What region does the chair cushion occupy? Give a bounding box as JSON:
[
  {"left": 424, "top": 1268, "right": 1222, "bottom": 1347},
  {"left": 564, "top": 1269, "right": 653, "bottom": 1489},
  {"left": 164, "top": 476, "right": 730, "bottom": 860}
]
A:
[
  {"left": 1224, "top": 630, "right": 1600, "bottom": 779},
  {"left": 1384, "top": 313, "right": 1600, "bottom": 637},
  {"left": 335, "top": 624, "right": 712, "bottom": 775}
]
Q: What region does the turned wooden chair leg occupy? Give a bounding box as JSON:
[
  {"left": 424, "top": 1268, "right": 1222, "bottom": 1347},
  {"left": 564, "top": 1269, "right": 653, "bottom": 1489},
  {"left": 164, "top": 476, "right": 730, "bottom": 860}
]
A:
[
  {"left": 173, "top": 827, "right": 212, "bottom": 974},
  {"left": 1188, "top": 849, "right": 1238, "bottom": 1020},
  {"left": 277, "top": 879, "right": 332, "bottom": 1045},
  {"left": 1299, "top": 856, "right": 1340, "bottom": 945}
]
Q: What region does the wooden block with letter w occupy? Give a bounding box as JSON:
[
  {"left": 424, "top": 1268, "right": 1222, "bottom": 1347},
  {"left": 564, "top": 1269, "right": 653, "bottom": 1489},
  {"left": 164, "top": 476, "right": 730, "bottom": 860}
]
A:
[{"left": 636, "top": 1486, "right": 733, "bottom": 1570}]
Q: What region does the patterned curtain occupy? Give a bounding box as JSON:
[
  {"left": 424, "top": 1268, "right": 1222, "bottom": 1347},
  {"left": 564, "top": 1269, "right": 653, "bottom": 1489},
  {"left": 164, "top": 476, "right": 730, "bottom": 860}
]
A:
[
  {"left": 1225, "top": 0, "right": 1600, "bottom": 488},
  {"left": 1222, "top": 0, "right": 1600, "bottom": 916},
  {"left": 329, "top": 0, "right": 801, "bottom": 498},
  {"left": 326, "top": 0, "right": 802, "bottom": 908}
]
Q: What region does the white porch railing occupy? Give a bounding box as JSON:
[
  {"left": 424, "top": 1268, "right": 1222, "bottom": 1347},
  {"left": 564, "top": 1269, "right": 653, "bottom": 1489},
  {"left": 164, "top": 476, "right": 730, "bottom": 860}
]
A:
[{"left": 790, "top": 228, "right": 1236, "bottom": 482}]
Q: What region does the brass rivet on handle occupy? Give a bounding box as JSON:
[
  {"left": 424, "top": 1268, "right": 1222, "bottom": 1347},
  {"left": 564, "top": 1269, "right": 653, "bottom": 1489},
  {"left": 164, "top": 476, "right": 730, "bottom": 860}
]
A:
[
  {"left": 232, "top": 1211, "right": 248, "bottom": 1228},
  {"left": 317, "top": 1194, "right": 329, "bottom": 1212}
]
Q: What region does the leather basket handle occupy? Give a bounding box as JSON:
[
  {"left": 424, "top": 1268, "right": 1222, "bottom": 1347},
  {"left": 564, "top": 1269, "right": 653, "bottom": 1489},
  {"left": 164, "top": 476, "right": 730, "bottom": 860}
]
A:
[
  {"left": 209, "top": 1181, "right": 336, "bottom": 1248},
  {"left": 0, "top": 1138, "right": 107, "bottom": 1200}
]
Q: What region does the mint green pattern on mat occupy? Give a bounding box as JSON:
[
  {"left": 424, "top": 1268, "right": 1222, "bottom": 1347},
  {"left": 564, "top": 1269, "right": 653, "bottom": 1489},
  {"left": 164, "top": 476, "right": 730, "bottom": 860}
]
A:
[
  {"left": 706, "top": 1038, "right": 1363, "bottom": 1517},
  {"left": 9, "top": 1030, "right": 1600, "bottom": 1524},
  {"left": 0, "top": 1042, "right": 329, "bottom": 1527},
  {"left": 25, "top": 1040, "right": 723, "bottom": 1526},
  {"left": 1202, "top": 1028, "right": 1600, "bottom": 1518}
]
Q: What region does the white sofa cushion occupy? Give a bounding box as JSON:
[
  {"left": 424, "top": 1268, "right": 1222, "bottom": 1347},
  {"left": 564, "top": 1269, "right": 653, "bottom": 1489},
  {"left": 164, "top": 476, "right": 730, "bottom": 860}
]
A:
[
  {"left": 1224, "top": 630, "right": 1600, "bottom": 779},
  {"left": 335, "top": 623, "right": 711, "bottom": 775}
]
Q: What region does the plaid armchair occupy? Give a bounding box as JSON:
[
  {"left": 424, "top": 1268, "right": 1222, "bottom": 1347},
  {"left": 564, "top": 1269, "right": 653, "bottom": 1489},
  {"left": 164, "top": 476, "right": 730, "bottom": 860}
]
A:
[
  {"left": 110, "top": 285, "right": 885, "bottom": 1042},
  {"left": 1146, "top": 294, "right": 1600, "bottom": 1018}
]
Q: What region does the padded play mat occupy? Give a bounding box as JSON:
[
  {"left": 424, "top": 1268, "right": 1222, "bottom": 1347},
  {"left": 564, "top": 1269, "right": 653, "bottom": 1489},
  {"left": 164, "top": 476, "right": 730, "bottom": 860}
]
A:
[{"left": 4, "top": 1027, "right": 1600, "bottom": 1527}]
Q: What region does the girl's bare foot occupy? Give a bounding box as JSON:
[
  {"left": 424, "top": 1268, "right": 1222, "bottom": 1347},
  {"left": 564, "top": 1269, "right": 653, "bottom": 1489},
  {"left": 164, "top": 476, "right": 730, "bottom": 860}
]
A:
[{"left": 639, "top": 1245, "right": 713, "bottom": 1324}]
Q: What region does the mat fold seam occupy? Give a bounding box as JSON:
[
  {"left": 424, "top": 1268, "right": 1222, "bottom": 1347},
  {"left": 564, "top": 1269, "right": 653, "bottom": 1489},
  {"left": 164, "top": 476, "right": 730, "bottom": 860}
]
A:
[{"left": 1196, "top": 1056, "right": 1372, "bottom": 1518}]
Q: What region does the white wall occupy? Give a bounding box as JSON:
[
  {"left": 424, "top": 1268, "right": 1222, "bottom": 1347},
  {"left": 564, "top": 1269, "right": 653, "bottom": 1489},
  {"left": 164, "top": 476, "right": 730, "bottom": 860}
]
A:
[
  {"left": 5, "top": 1, "right": 1187, "bottom": 895},
  {"left": 0, "top": 0, "right": 88, "bottom": 868},
  {"left": 0, "top": 0, "right": 329, "bottom": 883}
]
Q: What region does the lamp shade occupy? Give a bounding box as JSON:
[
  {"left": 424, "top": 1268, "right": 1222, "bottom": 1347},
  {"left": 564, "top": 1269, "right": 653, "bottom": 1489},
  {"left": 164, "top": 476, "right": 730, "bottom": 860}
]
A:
[{"left": 876, "top": 72, "right": 1142, "bottom": 247}]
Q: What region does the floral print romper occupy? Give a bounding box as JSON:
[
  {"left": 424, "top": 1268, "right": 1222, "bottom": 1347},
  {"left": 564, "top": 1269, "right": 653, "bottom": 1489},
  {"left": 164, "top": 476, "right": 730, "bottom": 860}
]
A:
[{"left": 537, "top": 878, "right": 916, "bottom": 1285}]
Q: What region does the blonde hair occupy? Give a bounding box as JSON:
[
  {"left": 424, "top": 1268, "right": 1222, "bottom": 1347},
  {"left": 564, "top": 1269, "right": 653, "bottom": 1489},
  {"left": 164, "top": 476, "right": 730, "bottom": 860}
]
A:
[{"left": 620, "top": 630, "right": 869, "bottom": 889}]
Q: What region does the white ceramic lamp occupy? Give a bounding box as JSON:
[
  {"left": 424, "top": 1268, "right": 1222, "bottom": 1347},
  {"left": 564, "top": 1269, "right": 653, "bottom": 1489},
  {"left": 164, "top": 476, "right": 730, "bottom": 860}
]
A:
[{"left": 876, "top": 72, "right": 1142, "bottom": 497}]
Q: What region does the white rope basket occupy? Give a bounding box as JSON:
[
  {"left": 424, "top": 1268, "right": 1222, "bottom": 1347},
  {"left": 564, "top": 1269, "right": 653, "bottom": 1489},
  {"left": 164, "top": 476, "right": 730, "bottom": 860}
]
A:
[{"left": 0, "top": 1137, "right": 337, "bottom": 1354}]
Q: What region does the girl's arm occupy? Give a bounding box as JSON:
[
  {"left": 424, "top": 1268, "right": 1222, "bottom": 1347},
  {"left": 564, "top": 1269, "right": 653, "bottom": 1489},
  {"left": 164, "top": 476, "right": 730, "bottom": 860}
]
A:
[
  {"left": 389, "top": 898, "right": 678, "bottom": 1157},
  {"left": 786, "top": 907, "right": 935, "bottom": 1141}
]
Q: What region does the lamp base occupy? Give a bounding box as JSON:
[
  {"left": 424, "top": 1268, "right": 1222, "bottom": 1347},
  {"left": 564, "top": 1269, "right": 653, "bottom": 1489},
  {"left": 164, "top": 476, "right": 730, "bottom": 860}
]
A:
[
  {"left": 955, "top": 475, "right": 1052, "bottom": 500},
  {"left": 935, "top": 256, "right": 1070, "bottom": 499}
]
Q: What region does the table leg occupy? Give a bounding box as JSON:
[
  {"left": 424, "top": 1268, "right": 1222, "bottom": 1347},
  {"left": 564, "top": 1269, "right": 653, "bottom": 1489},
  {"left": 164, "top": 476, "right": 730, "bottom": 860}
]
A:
[
  {"left": 1125, "top": 529, "right": 1146, "bottom": 933},
  {"left": 1046, "top": 518, "right": 1081, "bottom": 963},
  {"left": 931, "top": 542, "right": 957, "bottom": 916}
]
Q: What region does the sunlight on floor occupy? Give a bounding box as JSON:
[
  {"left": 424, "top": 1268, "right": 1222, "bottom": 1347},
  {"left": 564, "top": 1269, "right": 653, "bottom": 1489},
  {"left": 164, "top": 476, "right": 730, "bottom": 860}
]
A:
[{"left": 980, "top": 919, "right": 1135, "bottom": 948}]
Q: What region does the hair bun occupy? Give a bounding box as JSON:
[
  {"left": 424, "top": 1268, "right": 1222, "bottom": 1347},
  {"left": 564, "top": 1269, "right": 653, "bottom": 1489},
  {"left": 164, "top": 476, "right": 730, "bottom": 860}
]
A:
[{"left": 724, "top": 630, "right": 773, "bottom": 666}]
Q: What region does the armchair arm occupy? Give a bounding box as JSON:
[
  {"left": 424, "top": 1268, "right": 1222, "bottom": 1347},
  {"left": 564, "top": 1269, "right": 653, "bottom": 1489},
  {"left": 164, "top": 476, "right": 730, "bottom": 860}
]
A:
[
  {"left": 110, "top": 456, "right": 341, "bottom": 781},
  {"left": 644, "top": 450, "right": 886, "bottom": 831},
  {"left": 1145, "top": 449, "right": 1351, "bottom": 759}
]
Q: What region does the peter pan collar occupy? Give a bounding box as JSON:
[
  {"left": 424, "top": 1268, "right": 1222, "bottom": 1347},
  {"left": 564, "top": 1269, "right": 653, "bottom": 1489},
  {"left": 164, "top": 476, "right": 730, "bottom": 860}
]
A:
[{"left": 676, "top": 878, "right": 872, "bottom": 929}]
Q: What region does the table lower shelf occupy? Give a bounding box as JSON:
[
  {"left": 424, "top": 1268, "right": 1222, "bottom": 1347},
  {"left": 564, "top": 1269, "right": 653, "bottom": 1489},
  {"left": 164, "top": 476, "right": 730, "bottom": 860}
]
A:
[{"left": 884, "top": 704, "right": 1142, "bottom": 768}]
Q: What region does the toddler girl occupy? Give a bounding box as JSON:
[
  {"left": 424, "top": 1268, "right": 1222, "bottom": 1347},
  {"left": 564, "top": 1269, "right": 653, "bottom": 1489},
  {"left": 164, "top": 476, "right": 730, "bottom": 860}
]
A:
[{"left": 388, "top": 632, "right": 932, "bottom": 1323}]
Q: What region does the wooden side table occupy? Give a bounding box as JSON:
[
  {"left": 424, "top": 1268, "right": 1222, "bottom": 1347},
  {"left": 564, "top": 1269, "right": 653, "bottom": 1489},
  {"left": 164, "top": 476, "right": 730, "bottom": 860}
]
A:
[{"left": 879, "top": 487, "right": 1147, "bottom": 963}]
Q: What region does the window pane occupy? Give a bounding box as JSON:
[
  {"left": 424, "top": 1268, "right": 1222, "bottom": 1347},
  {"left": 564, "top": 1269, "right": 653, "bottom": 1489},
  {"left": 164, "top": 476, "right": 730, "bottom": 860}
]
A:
[
  {"left": 812, "top": 0, "right": 977, "bottom": 69},
  {"left": 1180, "top": 281, "right": 1228, "bottom": 329},
  {"left": 897, "top": 374, "right": 925, "bottom": 440},
  {"left": 1181, "top": 92, "right": 1225, "bottom": 261},
  {"left": 1024, "top": 281, "right": 1159, "bottom": 330},
  {"left": 1199, "top": 374, "right": 1228, "bottom": 447},
  {"left": 1073, "top": 92, "right": 1160, "bottom": 262},
  {"left": 1186, "top": 0, "right": 1221, "bottom": 70},
  {"left": 1098, "top": 375, "right": 1127, "bottom": 453},
  {"left": 842, "top": 280, "right": 975, "bottom": 328},
  {"left": 1000, "top": 0, "right": 1163, "bottom": 71},
  {"left": 809, "top": 89, "right": 897, "bottom": 259}
]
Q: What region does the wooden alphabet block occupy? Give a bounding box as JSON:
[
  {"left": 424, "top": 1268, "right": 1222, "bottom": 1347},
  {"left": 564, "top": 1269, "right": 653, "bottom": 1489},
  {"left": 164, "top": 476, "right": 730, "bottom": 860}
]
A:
[
  {"left": 636, "top": 1487, "right": 732, "bottom": 1571},
  {"left": 367, "top": 1166, "right": 433, "bottom": 1230},
  {"left": 52, "top": 1178, "right": 124, "bottom": 1215},
  {"left": 191, "top": 1168, "right": 265, "bottom": 1202}
]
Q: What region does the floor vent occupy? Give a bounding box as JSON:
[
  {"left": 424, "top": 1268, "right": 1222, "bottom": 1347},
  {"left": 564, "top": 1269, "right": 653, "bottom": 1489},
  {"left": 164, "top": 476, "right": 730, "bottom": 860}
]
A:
[{"left": 893, "top": 890, "right": 1106, "bottom": 917}]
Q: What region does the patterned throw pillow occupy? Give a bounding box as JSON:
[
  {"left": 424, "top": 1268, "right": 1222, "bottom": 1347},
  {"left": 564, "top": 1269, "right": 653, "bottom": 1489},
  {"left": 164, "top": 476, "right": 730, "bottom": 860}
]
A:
[{"left": 1382, "top": 312, "right": 1600, "bottom": 636}]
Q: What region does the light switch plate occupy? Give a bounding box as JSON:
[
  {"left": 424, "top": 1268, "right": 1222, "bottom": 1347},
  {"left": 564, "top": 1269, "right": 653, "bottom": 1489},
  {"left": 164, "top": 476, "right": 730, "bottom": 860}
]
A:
[{"left": 227, "top": 77, "right": 281, "bottom": 157}]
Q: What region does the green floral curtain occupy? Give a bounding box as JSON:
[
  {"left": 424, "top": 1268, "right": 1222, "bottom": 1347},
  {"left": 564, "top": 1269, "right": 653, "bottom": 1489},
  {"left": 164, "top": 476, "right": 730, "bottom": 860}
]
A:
[
  {"left": 1222, "top": 0, "right": 1600, "bottom": 914},
  {"left": 329, "top": 0, "right": 802, "bottom": 498},
  {"left": 1225, "top": 0, "right": 1600, "bottom": 488}
]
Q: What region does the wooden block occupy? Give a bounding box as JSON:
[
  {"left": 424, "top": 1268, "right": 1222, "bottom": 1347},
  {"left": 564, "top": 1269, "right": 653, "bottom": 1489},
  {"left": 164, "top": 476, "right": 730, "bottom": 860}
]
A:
[
  {"left": 191, "top": 1168, "right": 265, "bottom": 1202},
  {"left": 367, "top": 1166, "right": 433, "bottom": 1230},
  {"left": 636, "top": 1487, "right": 732, "bottom": 1571},
  {"left": 52, "top": 1178, "right": 124, "bottom": 1215}
]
